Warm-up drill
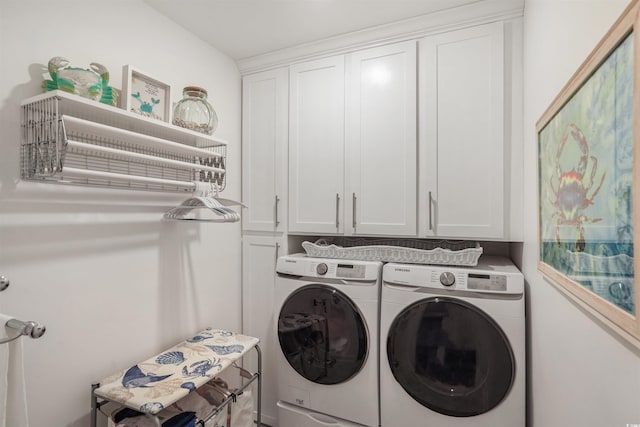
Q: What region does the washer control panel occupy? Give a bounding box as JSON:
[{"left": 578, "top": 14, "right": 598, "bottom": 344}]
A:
[
  {"left": 336, "top": 263, "right": 367, "bottom": 279},
  {"left": 313, "top": 262, "right": 366, "bottom": 278},
  {"left": 276, "top": 255, "right": 382, "bottom": 281},
  {"left": 430, "top": 270, "right": 467, "bottom": 288}
]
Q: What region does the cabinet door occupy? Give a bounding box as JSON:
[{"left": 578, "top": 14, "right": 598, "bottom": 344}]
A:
[
  {"left": 347, "top": 40, "right": 417, "bottom": 236},
  {"left": 242, "top": 235, "right": 284, "bottom": 426},
  {"left": 419, "top": 23, "right": 505, "bottom": 239},
  {"left": 289, "top": 56, "right": 345, "bottom": 234},
  {"left": 242, "top": 68, "right": 288, "bottom": 232}
]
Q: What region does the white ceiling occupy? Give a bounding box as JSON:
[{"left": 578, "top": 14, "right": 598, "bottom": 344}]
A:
[{"left": 145, "top": 0, "right": 510, "bottom": 61}]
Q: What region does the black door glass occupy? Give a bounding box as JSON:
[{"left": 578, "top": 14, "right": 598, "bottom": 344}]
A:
[
  {"left": 278, "top": 284, "right": 368, "bottom": 385},
  {"left": 387, "top": 297, "right": 515, "bottom": 417}
]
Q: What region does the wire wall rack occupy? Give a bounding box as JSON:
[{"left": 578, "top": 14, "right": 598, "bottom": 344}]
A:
[{"left": 21, "top": 91, "right": 227, "bottom": 193}]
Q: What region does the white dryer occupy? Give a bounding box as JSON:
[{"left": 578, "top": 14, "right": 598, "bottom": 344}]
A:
[
  {"left": 380, "top": 256, "right": 525, "bottom": 427},
  {"left": 275, "top": 254, "right": 382, "bottom": 427}
]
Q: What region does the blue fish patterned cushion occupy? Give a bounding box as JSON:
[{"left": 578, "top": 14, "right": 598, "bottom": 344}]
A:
[
  {"left": 94, "top": 329, "right": 259, "bottom": 415},
  {"left": 205, "top": 345, "right": 244, "bottom": 355}
]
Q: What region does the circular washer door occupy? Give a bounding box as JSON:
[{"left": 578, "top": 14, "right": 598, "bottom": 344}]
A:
[
  {"left": 387, "top": 297, "right": 515, "bottom": 417},
  {"left": 278, "top": 284, "right": 368, "bottom": 385}
]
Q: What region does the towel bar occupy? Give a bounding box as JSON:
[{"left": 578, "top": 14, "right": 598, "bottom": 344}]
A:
[
  {"left": 0, "top": 276, "right": 9, "bottom": 292},
  {"left": 0, "top": 318, "right": 46, "bottom": 345}
]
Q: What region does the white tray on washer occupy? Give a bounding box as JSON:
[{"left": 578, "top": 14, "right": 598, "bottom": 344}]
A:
[{"left": 302, "top": 240, "right": 483, "bottom": 266}]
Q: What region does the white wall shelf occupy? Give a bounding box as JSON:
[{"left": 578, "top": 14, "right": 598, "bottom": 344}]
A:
[{"left": 21, "top": 90, "right": 227, "bottom": 193}]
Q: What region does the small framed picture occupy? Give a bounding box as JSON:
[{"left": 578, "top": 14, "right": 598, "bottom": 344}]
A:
[{"left": 122, "top": 65, "right": 171, "bottom": 122}]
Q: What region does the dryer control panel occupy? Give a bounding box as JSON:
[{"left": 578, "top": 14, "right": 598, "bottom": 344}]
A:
[{"left": 384, "top": 256, "right": 523, "bottom": 296}]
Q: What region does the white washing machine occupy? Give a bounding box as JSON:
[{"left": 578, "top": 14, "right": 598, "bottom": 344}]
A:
[
  {"left": 275, "top": 254, "right": 382, "bottom": 427},
  {"left": 380, "top": 256, "right": 525, "bottom": 427}
]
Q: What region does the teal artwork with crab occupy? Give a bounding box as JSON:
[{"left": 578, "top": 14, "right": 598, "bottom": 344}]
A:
[
  {"left": 131, "top": 91, "right": 160, "bottom": 115},
  {"left": 538, "top": 33, "right": 635, "bottom": 314},
  {"left": 42, "top": 56, "right": 119, "bottom": 106}
]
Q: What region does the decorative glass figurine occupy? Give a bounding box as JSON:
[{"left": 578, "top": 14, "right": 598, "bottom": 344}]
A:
[
  {"left": 172, "top": 86, "right": 218, "bottom": 135},
  {"left": 42, "top": 56, "right": 118, "bottom": 106}
]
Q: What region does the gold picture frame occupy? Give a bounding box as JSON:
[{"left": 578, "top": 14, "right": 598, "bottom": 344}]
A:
[{"left": 536, "top": 1, "right": 640, "bottom": 347}]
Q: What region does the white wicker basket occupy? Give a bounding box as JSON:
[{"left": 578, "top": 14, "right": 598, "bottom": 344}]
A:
[{"left": 301, "top": 240, "right": 483, "bottom": 266}]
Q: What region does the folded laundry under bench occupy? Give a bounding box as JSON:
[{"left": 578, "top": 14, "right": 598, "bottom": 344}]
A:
[{"left": 90, "top": 329, "right": 261, "bottom": 427}]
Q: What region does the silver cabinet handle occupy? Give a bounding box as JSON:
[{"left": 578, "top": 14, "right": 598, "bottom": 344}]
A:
[
  {"left": 335, "top": 193, "right": 340, "bottom": 228},
  {"left": 274, "top": 195, "right": 280, "bottom": 226},
  {"left": 428, "top": 191, "right": 433, "bottom": 231},
  {"left": 275, "top": 242, "right": 280, "bottom": 262},
  {"left": 0, "top": 276, "right": 9, "bottom": 292},
  {"left": 352, "top": 193, "right": 357, "bottom": 229}
]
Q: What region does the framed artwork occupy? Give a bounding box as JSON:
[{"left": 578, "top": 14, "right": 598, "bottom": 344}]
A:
[
  {"left": 122, "top": 65, "right": 171, "bottom": 122},
  {"left": 536, "top": 1, "right": 640, "bottom": 346}
]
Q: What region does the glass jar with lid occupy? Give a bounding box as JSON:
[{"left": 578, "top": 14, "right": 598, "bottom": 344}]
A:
[{"left": 172, "top": 86, "right": 218, "bottom": 135}]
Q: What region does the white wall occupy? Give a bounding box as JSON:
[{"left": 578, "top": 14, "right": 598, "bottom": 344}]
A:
[
  {"left": 0, "top": 1, "right": 242, "bottom": 426},
  {"left": 523, "top": 1, "right": 640, "bottom": 426}
]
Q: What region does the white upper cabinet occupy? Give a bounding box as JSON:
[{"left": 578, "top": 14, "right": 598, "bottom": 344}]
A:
[
  {"left": 255, "top": 18, "right": 522, "bottom": 240},
  {"left": 419, "top": 22, "right": 507, "bottom": 239},
  {"left": 346, "top": 40, "right": 417, "bottom": 236},
  {"left": 242, "top": 68, "right": 288, "bottom": 232},
  {"left": 288, "top": 56, "right": 345, "bottom": 234}
]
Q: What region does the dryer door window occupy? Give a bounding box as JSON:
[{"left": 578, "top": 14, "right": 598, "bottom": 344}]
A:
[
  {"left": 278, "top": 284, "right": 368, "bottom": 385},
  {"left": 387, "top": 297, "right": 515, "bottom": 417}
]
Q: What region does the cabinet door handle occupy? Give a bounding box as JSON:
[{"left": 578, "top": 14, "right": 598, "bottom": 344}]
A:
[
  {"left": 428, "top": 191, "right": 433, "bottom": 231},
  {"left": 335, "top": 193, "right": 340, "bottom": 228},
  {"left": 352, "top": 193, "right": 357, "bottom": 229},
  {"left": 275, "top": 242, "right": 280, "bottom": 262},
  {"left": 274, "top": 195, "right": 280, "bottom": 227}
]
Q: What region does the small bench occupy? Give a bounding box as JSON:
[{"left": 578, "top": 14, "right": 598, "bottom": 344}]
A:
[{"left": 90, "top": 329, "right": 261, "bottom": 427}]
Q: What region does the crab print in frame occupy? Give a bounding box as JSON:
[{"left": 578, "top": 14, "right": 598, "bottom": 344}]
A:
[
  {"left": 536, "top": 0, "right": 640, "bottom": 349},
  {"left": 122, "top": 65, "right": 172, "bottom": 122}
]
